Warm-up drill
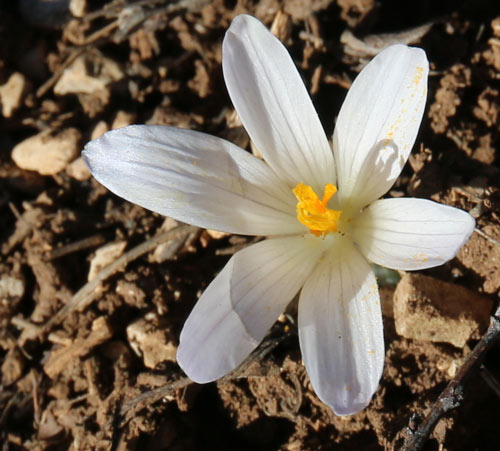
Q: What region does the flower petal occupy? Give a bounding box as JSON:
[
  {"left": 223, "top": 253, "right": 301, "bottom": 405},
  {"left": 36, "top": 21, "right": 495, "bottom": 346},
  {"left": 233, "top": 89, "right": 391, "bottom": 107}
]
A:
[
  {"left": 83, "top": 125, "right": 302, "bottom": 236},
  {"left": 353, "top": 198, "right": 475, "bottom": 270},
  {"left": 223, "top": 14, "right": 335, "bottom": 193},
  {"left": 177, "top": 235, "right": 328, "bottom": 383},
  {"left": 298, "top": 240, "right": 384, "bottom": 415},
  {"left": 333, "top": 45, "right": 428, "bottom": 211}
]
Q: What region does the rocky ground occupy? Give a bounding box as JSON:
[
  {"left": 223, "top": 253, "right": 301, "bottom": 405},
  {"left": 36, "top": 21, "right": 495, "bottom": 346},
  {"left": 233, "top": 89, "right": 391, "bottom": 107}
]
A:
[{"left": 0, "top": 0, "right": 499, "bottom": 450}]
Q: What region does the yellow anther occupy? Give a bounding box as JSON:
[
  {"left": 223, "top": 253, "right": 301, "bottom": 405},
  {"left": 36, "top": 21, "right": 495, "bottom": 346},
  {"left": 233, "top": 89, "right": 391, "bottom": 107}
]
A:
[{"left": 293, "top": 183, "right": 342, "bottom": 237}]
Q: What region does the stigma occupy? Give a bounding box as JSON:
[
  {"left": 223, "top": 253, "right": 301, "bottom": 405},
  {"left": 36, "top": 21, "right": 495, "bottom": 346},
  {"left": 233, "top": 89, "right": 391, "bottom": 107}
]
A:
[{"left": 292, "top": 183, "right": 342, "bottom": 237}]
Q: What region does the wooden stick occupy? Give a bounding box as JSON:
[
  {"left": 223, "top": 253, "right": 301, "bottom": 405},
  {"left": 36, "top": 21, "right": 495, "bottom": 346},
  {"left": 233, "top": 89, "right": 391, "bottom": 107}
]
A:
[
  {"left": 402, "top": 305, "right": 500, "bottom": 450},
  {"left": 48, "top": 234, "right": 106, "bottom": 260},
  {"left": 42, "top": 225, "right": 198, "bottom": 334}
]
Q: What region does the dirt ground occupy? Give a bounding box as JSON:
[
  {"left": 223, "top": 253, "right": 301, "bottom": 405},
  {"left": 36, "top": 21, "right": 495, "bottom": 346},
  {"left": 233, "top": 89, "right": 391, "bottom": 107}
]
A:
[{"left": 1, "top": 0, "right": 500, "bottom": 450}]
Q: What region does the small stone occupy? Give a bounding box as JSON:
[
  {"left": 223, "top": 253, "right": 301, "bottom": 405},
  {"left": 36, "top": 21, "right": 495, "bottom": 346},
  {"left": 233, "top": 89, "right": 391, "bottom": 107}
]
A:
[
  {"left": 116, "top": 280, "right": 147, "bottom": 309},
  {"left": 0, "top": 274, "right": 25, "bottom": 302},
  {"left": 111, "top": 110, "right": 137, "bottom": 130},
  {"left": 54, "top": 55, "right": 123, "bottom": 96},
  {"left": 88, "top": 241, "right": 127, "bottom": 281},
  {"left": 152, "top": 241, "right": 181, "bottom": 263},
  {"left": 90, "top": 120, "right": 109, "bottom": 140},
  {"left": 11, "top": 128, "right": 81, "bottom": 175},
  {"left": 447, "top": 360, "right": 460, "bottom": 378},
  {"left": 66, "top": 156, "right": 90, "bottom": 181},
  {"left": 55, "top": 57, "right": 104, "bottom": 96},
  {"left": 126, "top": 313, "right": 177, "bottom": 369},
  {"left": 0, "top": 72, "right": 29, "bottom": 117},
  {"left": 162, "top": 217, "right": 179, "bottom": 231},
  {"left": 69, "top": 0, "right": 86, "bottom": 17},
  {"left": 206, "top": 229, "right": 229, "bottom": 240},
  {"left": 393, "top": 273, "right": 493, "bottom": 347}
]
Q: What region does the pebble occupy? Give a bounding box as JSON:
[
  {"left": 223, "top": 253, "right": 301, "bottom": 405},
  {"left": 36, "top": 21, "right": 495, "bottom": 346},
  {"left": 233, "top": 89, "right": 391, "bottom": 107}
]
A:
[
  {"left": 11, "top": 128, "right": 81, "bottom": 175},
  {"left": 66, "top": 156, "right": 91, "bottom": 181},
  {"left": 111, "top": 110, "right": 137, "bottom": 129},
  {"left": 54, "top": 55, "right": 123, "bottom": 96},
  {"left": 88, "top": 241, "right": 127, "bottom": 281},
  {"left": 0, "top": 72, "right": 28, "bottom": 117},
  {"left": 90, "top": 120, "right": 109, "bottom": 140},
  {"left": 393, "top": 273, "right": 493, "bottom": 347},
  {"left": 69, "top": 0, "right": 86, "bottom": 17},
  {"left": 126, "top": 313, "right": 178, "bottom": 369},
  {"left": 0, "top": 274, "right": 25, "bottom": 302}
]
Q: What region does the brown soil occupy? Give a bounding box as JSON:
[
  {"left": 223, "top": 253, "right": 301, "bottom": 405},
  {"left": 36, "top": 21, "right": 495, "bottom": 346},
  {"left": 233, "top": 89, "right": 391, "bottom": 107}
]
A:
[{"left": 1, "top": 1, "right": 499, "bottom": 450}]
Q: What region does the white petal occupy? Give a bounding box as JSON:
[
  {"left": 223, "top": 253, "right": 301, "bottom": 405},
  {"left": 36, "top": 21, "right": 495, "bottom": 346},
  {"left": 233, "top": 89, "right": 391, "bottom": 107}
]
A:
[
  {"left": 83, "top": 125, "right": 302, "bottom": 236},
  {"left": 299, "top": 240, "right": 384, "bottom": 415},
  {"left": 177, "top": 235, "right": 328, "bottom": 383},
  {"left": 223, "top": 15, "right": 335, "bottom": 193},
  {"left": 353, "top": 198, "right": 475, "bottom": 270},
  {"left": 333, "top": 45, "right": 428, "bottom": 210}
]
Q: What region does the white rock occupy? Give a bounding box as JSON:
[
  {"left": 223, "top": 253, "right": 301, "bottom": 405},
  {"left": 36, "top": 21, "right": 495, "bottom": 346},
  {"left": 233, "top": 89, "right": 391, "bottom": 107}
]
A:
[
  {"left": 11, "top": 128, "right": 81, "bottom": 175},
  {"left": 54, "top": 55, "right": 123, "bottom": 96},
  {"left": 126, "top": 313, "right": 177, "bottom": 369},
  {"left": 112, "top": 111, "right": 137, "bottom": 130},
  {"left": 152, "top": 241, "right": 179, "bottom": 264},
  {"left": 206, "top": 229, "right": 230, "bottom": 239},
  {"left": 66, "top": 156, "right": 90, "bottom": 181},
  {"left": 88, "top": 241, "right": 127, "bottom": 281},
  {"left": 69, "top": 0, "right": 86, "bottom": 17},
  {"left": 161, "top": 217, "right": 179, "bottom": 231},
  {"left": 90, "top": 120, "right": 109, "bottom": 140},
  {"left": 0, "top": 72, "right": 28, "bottom": 118},
  {"left": 0, "top": 275, "right": 25, "bottom": 302},
  {"left": 394, "top": 273, "right": 493, "bottom": 347}
]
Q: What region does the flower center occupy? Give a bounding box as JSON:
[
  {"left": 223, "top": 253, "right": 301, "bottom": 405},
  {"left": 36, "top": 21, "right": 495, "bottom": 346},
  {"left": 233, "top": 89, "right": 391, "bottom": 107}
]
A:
[{"left": 292, "top": 183, "right": 342, "bottom": 237}]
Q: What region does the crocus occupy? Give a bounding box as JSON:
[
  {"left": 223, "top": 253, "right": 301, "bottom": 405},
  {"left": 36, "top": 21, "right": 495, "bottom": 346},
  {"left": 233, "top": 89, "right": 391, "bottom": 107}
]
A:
[{"left": 83, "top": 14, "right": 475, "bottom": 415}]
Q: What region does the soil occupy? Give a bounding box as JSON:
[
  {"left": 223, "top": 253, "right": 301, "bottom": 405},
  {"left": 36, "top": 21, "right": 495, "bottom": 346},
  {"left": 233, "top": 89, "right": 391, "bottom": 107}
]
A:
[{"left": 1, "top": 1, "right": 500, "bottom": 450}]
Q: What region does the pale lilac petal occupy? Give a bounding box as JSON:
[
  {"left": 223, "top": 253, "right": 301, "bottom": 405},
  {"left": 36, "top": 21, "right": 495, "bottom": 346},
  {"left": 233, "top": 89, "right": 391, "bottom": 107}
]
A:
[
  {"left": 352, "top": 197, "right": 475, "bottom": 270},
  {"left": 223, "top": 15, "right": 335, "bottom": 193},
  {"left": 83, "top": 125, "right": 302, "bottom": 236},
  {"left": 177, "top": 235, "right": 328, "bottom": 383},
  {"left": 299, "top": 241, "right": 384, "bottom": 415},
  {"left": 333, "top": 45, "right": 428, "bottom": 211}
]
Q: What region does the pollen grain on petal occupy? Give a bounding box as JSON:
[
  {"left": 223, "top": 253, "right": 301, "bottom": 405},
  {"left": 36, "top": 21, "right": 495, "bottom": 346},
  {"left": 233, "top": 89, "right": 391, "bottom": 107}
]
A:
[
  {"left": 413, "top": 66, "right": 425, "bottom": 86},
  {"left": 412, "top": 252, "right": 428, "bottom": 264}
]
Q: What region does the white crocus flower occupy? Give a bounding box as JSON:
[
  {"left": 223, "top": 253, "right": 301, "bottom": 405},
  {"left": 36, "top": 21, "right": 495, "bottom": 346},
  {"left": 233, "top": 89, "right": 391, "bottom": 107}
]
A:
[{"left": 83, "top": 15, "right": 475, "bottom": 415}]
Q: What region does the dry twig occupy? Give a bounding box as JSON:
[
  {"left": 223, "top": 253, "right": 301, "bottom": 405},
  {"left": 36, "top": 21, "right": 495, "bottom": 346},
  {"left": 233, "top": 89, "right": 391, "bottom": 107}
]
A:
[
  {"left": 341, "top": 22, "right": 434, "bottom": 58},
  {"left": 48, "top": 233, "right": 106, "bottom": 260},
  {"left": 44, "top": 317, "right": 114, "bottom": 378},
  {"left": 42, "top": 225, "right": 198, "bottom": 335},
  {"left": 402, "top": 304, "right": 500, "bottom": 450},
  {"left": 36, "top": 47, "right": 86, "bottom": 98},
  {"left": 36, "top": 0, "right": 212, "bottom": 98},
  {"left": 119, "top": 324, "right": 294, "bottom": 422},
  {"left": 474, "top": 227, "right": 500, "bottom": 248}
]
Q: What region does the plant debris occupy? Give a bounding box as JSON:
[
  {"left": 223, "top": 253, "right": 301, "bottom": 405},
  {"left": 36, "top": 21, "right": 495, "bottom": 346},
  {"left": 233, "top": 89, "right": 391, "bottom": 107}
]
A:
[{"left": 1, "top": 1, "right": 499, "bottom": 449}]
